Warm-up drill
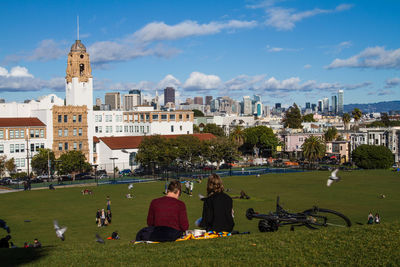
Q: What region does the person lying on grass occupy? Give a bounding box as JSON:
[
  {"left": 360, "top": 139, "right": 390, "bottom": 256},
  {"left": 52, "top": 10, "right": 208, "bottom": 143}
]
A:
[
  {"left": 136, "top": 180, "right": 189, "bottom": 242},
  {"left": 198, "top": 174, "right": 235, "bottom": 233}
]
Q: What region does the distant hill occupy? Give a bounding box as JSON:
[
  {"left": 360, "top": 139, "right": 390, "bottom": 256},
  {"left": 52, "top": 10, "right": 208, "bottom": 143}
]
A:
[{"left": 344, "top": 101, "right": 400, "bottom": 113}]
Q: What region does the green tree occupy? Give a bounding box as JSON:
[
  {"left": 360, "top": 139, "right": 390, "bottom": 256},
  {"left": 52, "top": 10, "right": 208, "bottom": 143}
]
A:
[
  {"left": 342, "top": 113, "right": 351, "bottom": 130},
  {"left": 367, "top": 121, "right": 385, "bottom": 128},
  {"left": 302, "top": 113, "right": 316, "bottom": 122},
  {"left": 203, "top": 137, "right": 239, "bottom": 169},
  {"left": 31, "top": 148, "right": 56, "bottom": 175},
  {"left": 0, "top": 155, "right": 6, "bottom": 177},
  {"left": 283, "top": 103, "right": 302, "bottom": 129},
  {"left": 193, "top": 124, "right": 201, "bottom": 133},
  {"left": 381, "top": 113, "right": 390, "bottom": 127},
  {"left": 352, "top": 108, "right": 362, "bottom": 125},
  {"left": 173, "top": 135, "right": 202, "bottom": 168},
  {"left": 229, "top": 126, "right": 245, "bottom": 146},
  {"left": 136, "top": 135, "right": 177, "bottom": 171},
  {"left": 352, "top": 144, "right": 393, "bottom": 169},
  {"left": 56, "top": 150, "right": 91, "bottom": 176},
  {"left": 301, "top": 136, "right": 326, "bottom": 163},
  {"left": 192, "top": 109, "right": 205, "bottom": 117},
  {"left": 324, "top": 127, "right": 338, "bottom": 141},
  {"left": 203, "top": 123, "right": 225, "bottom": 137},
  {"left": 243, "top": 126, "right": 279, "bottom": 157},
  {"left": 5, "top": 158, "right": 16, "bottom": 174}
]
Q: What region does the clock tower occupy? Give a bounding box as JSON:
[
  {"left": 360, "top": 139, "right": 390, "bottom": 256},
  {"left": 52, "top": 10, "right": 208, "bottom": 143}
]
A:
[{"left": 65, "top": 39, "right": 93, "bottom": 109}]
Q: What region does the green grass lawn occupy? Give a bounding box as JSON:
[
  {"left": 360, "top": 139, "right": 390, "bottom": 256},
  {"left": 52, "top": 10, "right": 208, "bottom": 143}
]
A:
[{"left": 0, "top": 169, "right": 399, "bottom": 266}]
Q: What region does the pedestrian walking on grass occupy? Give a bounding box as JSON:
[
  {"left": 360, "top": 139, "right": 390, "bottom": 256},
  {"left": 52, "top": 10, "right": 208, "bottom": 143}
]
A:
[
  {"left": 374, "top": 213, "right": 380, "bottom": 224},
  {"left": 106, "top": 196, "right": 111, "bottom": 211}
]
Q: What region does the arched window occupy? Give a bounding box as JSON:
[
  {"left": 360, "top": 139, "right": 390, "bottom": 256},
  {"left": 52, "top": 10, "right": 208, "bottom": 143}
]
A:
[{"left": 80, "top": 64, "right": 85, "bottom": 75}]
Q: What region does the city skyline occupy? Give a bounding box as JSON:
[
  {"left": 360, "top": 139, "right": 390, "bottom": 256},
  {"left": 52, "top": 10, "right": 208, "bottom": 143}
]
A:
[{"left": 1, "top": 0, "right": 400, "bottom": 106}]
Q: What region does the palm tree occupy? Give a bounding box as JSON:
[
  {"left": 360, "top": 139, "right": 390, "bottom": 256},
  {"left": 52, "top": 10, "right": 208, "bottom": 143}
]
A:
[
  {"left": 352, "top": 108, "right": 362, "bottom": 126},
  {"left": 342, "top": 113, "right": 351, "bottom": 130},
  {"left": 229, "top": 126, "right": 245, "bottom": 147},
  {"left": 301, "top": 136, "right": 326, "bottom": 165}
]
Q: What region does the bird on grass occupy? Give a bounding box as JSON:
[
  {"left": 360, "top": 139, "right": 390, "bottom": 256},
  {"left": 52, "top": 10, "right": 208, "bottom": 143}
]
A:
[
  {"left": 95, "top": 233, "right": 105, "bottom": 244},
  {"left": 53, "top": 220, "right": 67, "bottom": 241},
  {"left": 327, "top": 169, "right": 340, "bottom": 187},
  {"left": 128, "top": 184, "right": 134, "bottom": 190}
]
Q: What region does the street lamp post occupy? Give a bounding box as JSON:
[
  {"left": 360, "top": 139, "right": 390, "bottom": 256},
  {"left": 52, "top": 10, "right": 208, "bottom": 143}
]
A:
[
  {"left": 110, "top": 157, "right": 118, "bottom": 183},
  {"left": 92, "top": 164, "right": 98, "bottom": 186}
]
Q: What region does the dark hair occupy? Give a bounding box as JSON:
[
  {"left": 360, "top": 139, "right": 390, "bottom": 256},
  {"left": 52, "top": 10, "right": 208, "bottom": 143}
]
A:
[
  {"left": 167, "top": 180, "right": 181, "bottom": 194},
  {"left": 207, "top": 174, "right": 224, "bottom": 196}
]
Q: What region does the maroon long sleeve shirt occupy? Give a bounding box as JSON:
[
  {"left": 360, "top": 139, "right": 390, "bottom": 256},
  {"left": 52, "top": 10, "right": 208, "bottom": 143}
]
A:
[{"left": 147, "top": 196, "right": 189, "bottom": 231}]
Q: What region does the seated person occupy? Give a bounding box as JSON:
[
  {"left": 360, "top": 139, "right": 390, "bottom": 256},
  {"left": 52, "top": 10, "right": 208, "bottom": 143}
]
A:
[
  {"left": 33, "top": 238, "right": 42, "bottom": 248},
  {"left": 199, "top": 174, "right": 234, "bottom": 233},
  {"left": 136, "top": 180, "right": 189, "bottom": 242},
  {"left": 0, "top": 235, "right": 11, "bottom": 248}
]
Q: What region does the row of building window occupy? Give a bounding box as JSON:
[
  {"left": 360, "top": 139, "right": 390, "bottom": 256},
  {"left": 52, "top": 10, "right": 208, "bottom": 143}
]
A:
[
  {"left": 0, "top": 143, "right": 45, "bottom": 154},
  {"left": 57, "top": 114, "right": 83, "bottom": 123},
  {"left": 94, "top": 113, "right": 190, "bottom": 123},
  {"left": 0, "top": 129, "right": 44, "bottom": 139},
  {"left": 58, "top": 128, "right": 83, "bottom": 137},
  {"left": 95, "top": 125, "right": 157, "bottom": 134},
  {"left": 58, "top": 142, "right": 83, "bottom": 151}
]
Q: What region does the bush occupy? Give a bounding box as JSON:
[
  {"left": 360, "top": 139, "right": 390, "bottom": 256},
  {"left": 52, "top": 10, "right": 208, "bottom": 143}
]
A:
[{"left": 352, "top": 145, "right": 393, "bottom": 169}]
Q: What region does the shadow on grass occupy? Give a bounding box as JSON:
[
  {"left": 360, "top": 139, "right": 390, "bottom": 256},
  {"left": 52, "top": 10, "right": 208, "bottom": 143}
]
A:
[{"left": 0, "top": 246, "right": 53, "bottom": 266}]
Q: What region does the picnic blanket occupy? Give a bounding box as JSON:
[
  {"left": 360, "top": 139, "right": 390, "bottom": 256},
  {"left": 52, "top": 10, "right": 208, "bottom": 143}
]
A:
[{"left": 133, "top": 231, "right": 231, "bottom": 244}]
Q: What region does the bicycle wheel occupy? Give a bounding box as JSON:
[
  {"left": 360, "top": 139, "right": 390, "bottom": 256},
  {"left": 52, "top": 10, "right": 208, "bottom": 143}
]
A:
[{"left": 302, "top": 208, "right": 351, "bottom": 229}]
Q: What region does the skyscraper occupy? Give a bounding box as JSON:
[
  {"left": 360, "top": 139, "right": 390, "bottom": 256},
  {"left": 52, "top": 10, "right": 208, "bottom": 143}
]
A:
[
  {"left": 318, "top": 100, "right": 323, "bottom": 113},
  {"left": 105, "top": 92, "right": 121, "bottom": 110},
  {"left": 194, "top": 96, "right": 203, "bottom": 105},
  {"left": 242, "top": 96, "right": 252, "bottom": 115},
  {"left": 123, "top": 90, "right": 141, "bottom": 110},
  {"left": 331, "top": 95, "right": 338, "bottom": 115},
  {"left": 164, "top": 87, "right": 175, "bottom": 105},
  {"left": 338, "top": 90, "right": 344, "bottom": 115},
  {"left": 305, "top": 102, "right": 311, "bottom": 109},
  {"left": 323, "top": 98, "right": 329, "bottom": 114},
  {"left": 205, "top": 96, "right": 213, "bottom": 106}
]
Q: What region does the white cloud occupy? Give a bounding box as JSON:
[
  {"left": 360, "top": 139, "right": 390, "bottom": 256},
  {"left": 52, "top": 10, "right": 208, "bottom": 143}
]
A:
[
  {"left": 385, "top": 77, "right": 400, "bottom": 88},
  {"left": 88, "top": 41, "right": 179, "bottom": 65},
  {"left": 183, "top": 72, "right": 222, "bottom": 91},
  {"left": 157, "top": 74, "right": 181, "bottom": 89},
  {"left": 303, "top": 64, "right": 312, "bottom": 69},
  {"left": 224, "top": 74, "right": 266, "bottom": 90},
  {"left": 0, "top": 66, "right": 64, "bottom": 92},
  {"left": 326, "top": 46, "right": 400, "bottom": 69},
  {"left": 0, "top": 66, "right": 34, "bottom": 78},
  {"left": 266, "top": 45, "right": 301, "bottom": 52},
  {"left": 132, "top": 20, "right": 257, "bottom": 43},
  {"left": 4, "top": 39, "right": 67, "bottom": 63},
  {"left": 28, "top": 39, "right": 66, "bottom": 61},
  {"left": 261, "top": 4, "right": 353, "bottom": 31}
]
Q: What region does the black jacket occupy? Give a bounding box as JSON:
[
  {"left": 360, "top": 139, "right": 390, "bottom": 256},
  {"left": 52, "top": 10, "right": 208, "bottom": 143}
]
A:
[{"left": 200, "top": 192, "right": 234, "bottom": 232}]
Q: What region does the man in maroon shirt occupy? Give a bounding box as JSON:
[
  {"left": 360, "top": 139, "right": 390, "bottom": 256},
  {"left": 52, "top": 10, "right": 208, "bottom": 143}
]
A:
[{"left": 136, "top": 180, "right": 189, "bottom": 242}]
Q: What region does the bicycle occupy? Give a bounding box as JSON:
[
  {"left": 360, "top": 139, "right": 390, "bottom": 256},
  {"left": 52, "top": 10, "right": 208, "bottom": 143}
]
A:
[{"left": 246, "top": 196, "right": 352, "bottom": 232}]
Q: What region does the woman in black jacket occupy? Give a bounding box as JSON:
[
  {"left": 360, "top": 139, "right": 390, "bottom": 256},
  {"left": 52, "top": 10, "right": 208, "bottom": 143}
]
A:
[{"left": 200, "top": 174, "right": 234, "bottom": 232}]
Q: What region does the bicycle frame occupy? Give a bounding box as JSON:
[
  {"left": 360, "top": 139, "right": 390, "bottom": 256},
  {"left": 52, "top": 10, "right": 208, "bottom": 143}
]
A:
[{"left": 247, "top": 196, "right": 325, "bottom": 228}]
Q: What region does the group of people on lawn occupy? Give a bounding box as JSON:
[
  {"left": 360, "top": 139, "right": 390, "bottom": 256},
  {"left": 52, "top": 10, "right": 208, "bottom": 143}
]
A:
[
  {"left": 136, "top": 173, "right": 234, "bottom": 242},
  {"left": 96, "top": 196, "right": 112, "bottom": 227}
]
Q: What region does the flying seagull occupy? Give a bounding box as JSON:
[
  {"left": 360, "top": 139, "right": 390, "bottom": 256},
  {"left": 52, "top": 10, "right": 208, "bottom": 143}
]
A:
[
  {"left": 95, "top": 233, "right": 105, "bottom": 244},
  {"left": 128, "top": 184, "right": 134, "bottom": 190},
  {"left": 327, "top": 169, "right": 340, "bottom": 187},
  {"left": 53, "top": 220, "right": 67, "bottom": 241}
]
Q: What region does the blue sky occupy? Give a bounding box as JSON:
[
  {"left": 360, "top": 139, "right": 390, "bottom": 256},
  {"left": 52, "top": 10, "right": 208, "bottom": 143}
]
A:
[{"left": 1, "top": 0, "right": 400, "bottom": 107}]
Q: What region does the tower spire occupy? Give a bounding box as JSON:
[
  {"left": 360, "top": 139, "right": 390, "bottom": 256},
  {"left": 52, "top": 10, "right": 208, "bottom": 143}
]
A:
[{"left": 77, "top": 15, "right": 80, "bottom": 40}]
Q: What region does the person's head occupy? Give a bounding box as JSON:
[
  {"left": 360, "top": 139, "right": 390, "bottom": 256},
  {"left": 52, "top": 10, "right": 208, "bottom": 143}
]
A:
[
  {"left": 167, "top": 180, "right": 181, "bottom": 197},
  {"left": 34, "top": 238, "right": 38, "bottom": 243},
  {"left": 107, "top": 196, "right": 110, "bottom": 199},
  {"left": 375, "top": 213, "right": 379, "bottom": 217},
  {"left": 207, "top": 174, "right": 224, "bottom": 196}
]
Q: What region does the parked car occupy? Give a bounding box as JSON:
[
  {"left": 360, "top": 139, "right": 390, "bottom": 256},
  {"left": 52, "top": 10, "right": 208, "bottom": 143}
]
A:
[
  {"left": 75, "top": 172, "right": 90, "bottom": 180},
  {"left": 99, "top": 174, "right": 110, "bottom": 179},
  {"left": 119, "top": 169, "right": 132, "bottom": 176},
  {"left": 95, "top": 169, "right": 107, "bottom": 176}
]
